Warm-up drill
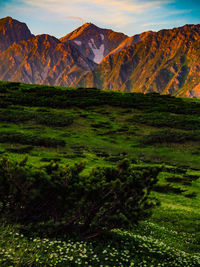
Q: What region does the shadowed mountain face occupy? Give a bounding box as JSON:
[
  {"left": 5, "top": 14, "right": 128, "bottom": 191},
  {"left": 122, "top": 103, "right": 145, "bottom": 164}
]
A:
[
  {"left": 60, "top": 23, "right": 128, "bottom": 64},
  {"left": 0, "top": 17, "right": 34, "bottom": 53},
  {"left": 1, "top": 16, "right": 200, "bottom": 97}
]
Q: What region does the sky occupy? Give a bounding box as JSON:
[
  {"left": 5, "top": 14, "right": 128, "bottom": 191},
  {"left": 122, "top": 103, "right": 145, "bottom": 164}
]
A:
[{"left": 0, "top": 0, "right": 200, "bottom": 38}]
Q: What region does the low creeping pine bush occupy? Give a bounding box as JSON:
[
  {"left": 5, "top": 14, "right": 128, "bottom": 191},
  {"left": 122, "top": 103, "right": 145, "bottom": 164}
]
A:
[
  {"left": 142, "top": 129, "right": 200, "bottom": 145},
  {"left": 0, "top": 156, "right": 161, "bottom": 238},
  {"left": 0, "top": 131, "right": 65, "bottom": 148}
]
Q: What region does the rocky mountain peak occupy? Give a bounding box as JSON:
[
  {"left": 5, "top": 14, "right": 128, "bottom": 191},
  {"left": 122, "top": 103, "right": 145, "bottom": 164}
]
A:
[
  {"left": 0, "top": 16, "right": 34, "bottom": 53},
  {"left": 79, "top": 22, "right": 96, "bottom": 30},
  {"left": 60, "top": 22, "right": 127, "bottom": 64},
  {"left": 0, "top": 16, "right": 12, "bottom": 26},
  {"left": 60, "top": 22, "right": 101, "bottom": 42}
]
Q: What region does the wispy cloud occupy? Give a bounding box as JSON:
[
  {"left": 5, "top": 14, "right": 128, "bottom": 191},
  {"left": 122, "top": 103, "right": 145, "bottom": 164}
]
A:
[
  {"left": 167, "top": 9, "right": 192, "bottom": 15},
  {"left": 142, "top": 19, "right": 188, "bottom": 28},
  {"left": 142, "top": 21, "right": 171, "bottom": 27},
  {"left": 0, "top": 0, "right": 198, "bottom": 37},
  {"left": 67, "top": 16, "right": 85, "bottom": 24},
  {"left": 19, "top": 0, "right": 174, "bottom": 27},
  {"left": 22, "top": 0, "right": 174, "bottom": 13}
]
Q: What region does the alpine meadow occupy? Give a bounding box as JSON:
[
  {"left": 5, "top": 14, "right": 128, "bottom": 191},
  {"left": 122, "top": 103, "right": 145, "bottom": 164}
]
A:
[{"left": 0, "top": 1, "right": 200, "bottom": 266}]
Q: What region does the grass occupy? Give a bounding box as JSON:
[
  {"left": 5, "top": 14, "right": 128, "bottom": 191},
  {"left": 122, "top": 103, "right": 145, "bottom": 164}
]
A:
[
  {"left": 0, "top": 81, "right": 200, "bottom": 265},
  {"left": 0, "top": 225, "right": 199, "bottom": 266}
]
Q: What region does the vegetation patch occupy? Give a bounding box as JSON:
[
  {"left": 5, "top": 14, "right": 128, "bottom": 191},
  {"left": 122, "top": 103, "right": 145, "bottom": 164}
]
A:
[
  {"left": 0, "top": 156, "right": 160, "bottom": 238},
  {"left": 0, "top": 131, "right": 65, "bottom": 147},
  {"left": 6, "top": 145, "right": 33, "bottom": 154},
  {"left": 0, "top": 81, "right": 200, "bottom": 265},
  {"left": 91, "top": 121, "right": 112, "bottom": 129},
  {"left": 142, "top": 129, "right": 200, "bottom": 144},
  {"left": 0, "top": 108, "right": 74, "bottom": 127},
  {"left": 0, "top": 225, "right": 199, "bottom": 266},
  {"left": 131, "top": 112, "right": 200, "bottom": 130},
  {"left": 153, "top": 184, "right": 185, "bottom": 194}
]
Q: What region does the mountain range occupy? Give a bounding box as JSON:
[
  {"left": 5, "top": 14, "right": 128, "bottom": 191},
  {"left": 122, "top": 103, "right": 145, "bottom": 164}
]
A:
[{"left": 0, "top": 16, "right": 200, "bottom": 97}]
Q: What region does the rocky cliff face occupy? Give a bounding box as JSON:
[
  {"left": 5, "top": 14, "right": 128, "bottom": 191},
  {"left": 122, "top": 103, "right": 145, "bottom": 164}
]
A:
[
  {"left": 0, "top": 34, "right": 95, "bottom": 86},
  {"left": 60, "top": 23, "right": 127, "bottom": 64},
  {"left": 0, "top": 16, "right": 34, "bottom": 53},
  {"left": 106, "top": 31, "right": 153, "bottom": 57},
  {"left": 1, "top": 16, "right": 200, "bottom": 97},
  {"left": 79, "top": 24, "right": 200, "bottom": 97}
]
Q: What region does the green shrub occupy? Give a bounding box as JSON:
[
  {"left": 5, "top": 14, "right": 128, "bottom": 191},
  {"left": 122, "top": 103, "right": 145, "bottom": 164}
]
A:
[
  {"left": 2, "top": 81, "right": 200, "bottom": 116},
  {"left": 35, "top": 112, "right": 73, "bottom": 127},
  {"left": 130, "top": 112, "right": 200, "bottom": 130},
  {"left": 91, "top": 121, "right": 112, "bottom": 129},
  {"left": 0, "top": 131, "right": 65, "bottom": 147},
  {"left": 0, "top": 109, "right": 34, "bottom": 122},
  {"left": 0, "top": 109, "right": 73, "bottom": 127},
  {"left": 0, "top": 156, "right": 160, "bottom": 237},
  {"left": 6, "top": 145, "right": 33, "bottom": 154},
  {"left": 153, "top": 184, "right": 185, "bottom": 194},
  {"left": 142, "top": 130, "right": 200, "bottom": 144}
]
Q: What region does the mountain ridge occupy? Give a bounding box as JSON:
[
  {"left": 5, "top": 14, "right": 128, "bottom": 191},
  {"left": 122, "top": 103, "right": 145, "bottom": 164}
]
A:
[
  {"left": 79, "top": 23, "right": 200, "bottom": 97},
  {"left": 0, "top": 16, "right": 200, "bottom": 97}
]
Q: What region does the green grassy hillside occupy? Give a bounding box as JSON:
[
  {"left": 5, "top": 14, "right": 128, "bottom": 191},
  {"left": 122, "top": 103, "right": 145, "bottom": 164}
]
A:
[{"left": 0, "top": 81, "right": 200, "bottom": 266}]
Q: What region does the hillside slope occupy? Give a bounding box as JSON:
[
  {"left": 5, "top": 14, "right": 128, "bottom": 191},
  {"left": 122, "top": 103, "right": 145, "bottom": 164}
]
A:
[{"left": 0, "top": 81, "right": 199, "bottom": 266}]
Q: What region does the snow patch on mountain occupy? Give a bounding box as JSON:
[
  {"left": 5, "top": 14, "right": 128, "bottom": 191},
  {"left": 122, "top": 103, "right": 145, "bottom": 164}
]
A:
[
  {"left": 100, "top": 34, "right": 104, "bottom": 41},
  {"left": 74, "top": 40, "right": 82, "bottom": 46},
  {"left": 88, "top": 38, "right": 105, "bottom": 63}
]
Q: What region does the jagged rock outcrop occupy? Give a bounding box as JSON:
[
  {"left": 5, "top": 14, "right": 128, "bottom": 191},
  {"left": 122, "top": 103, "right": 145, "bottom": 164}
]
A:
[{"left": 0, "top": 16, "right": 34, "bottom": 53}]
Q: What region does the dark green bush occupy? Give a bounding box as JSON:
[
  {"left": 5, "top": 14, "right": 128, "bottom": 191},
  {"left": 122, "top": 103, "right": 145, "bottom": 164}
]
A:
[
  {"left": 91, "top": 121, "right": 112, "bottom": 129},
  {"left": 0, "top": 131, "right": 65, "bottom": 147},
  {"left": 130, "top": 112, "right": 200, "bottom": 130},
  {"left": 0, "top": 108, "right": 73, "bottom": 127},
  {"left": 142, "top": 130, "right": 200, "bottom": 144},
  {"left": 153, "top": 184, "right": 185, "bottom": 194},
  {"left": 105, "top": 155, "right": 124, "bottom": 162},
  {"left": 0, "top": 81, "right": 20, "bottom": 90},
  {"left": 6, "top": 145, "right": 33, "bottom": 154},
  {"left": 0, "top": 156, "right": 160, "bottom": 237},
  {"left": 0, "top": 87, "right": 7, "bottom": 93},
  {"left": 35, "top": 112, "right": 73, "bottom": 127},
  {"left": 0, "top": 109, "right": 34, "bottom": 123},
  {"left": 2, "top": 81, "right": 200, "bottom": 115}
]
